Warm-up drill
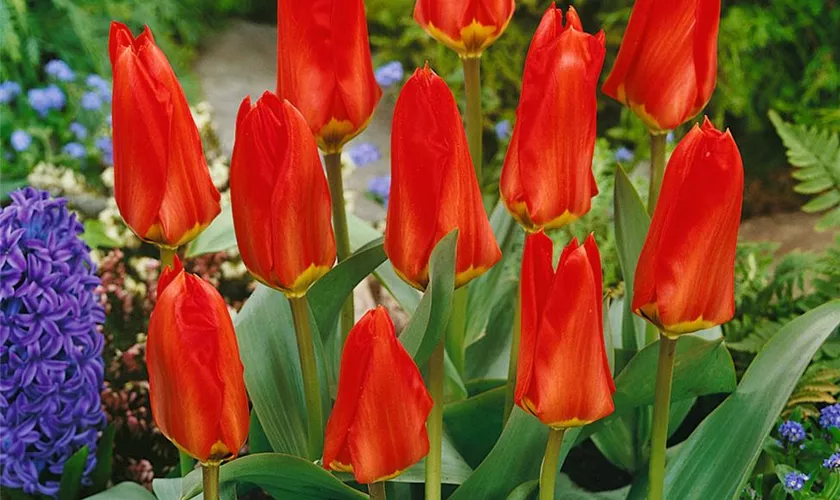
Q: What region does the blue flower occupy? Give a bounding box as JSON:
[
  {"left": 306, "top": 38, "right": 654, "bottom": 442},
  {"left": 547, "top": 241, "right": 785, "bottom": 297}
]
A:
[
  {"left": 95, "top": 136, "right": 113, "bottom": 165},
  {"left": 44, "top": 85, "right": 66, "bottom": 110},
  {"left": 615, "top": 147, "right": 635, "bottom": 163},
  {"left": 80, "top": 92, "right": 103, "bottom": 111},
  {"left": 0, "top": 81, "right": 22, "bottom": 104},
  {"left": 69, "top": 122, "right": 87, "bottom": 141},
  {"left": 666, "top": 131, "right": 675, "bottom": 143},
  {"left": 820, "top": 403, "right": 840, "bottom": 429},
  {"left": 27, "top": 89, "right": 52, "bottom": 116},
  {"left": 368, "top": 175, "right": 391, "bottom": 206},
  {"left": 10, "top": 130, "right": 32, "bottom": 152},
  {"left": 824, "top": 452, "right": 840, "bottom": 471},
  {"left": 0, "top": 188, "right": 106, "bottom": 498},
  {"left": 85, "top": 75, "right": 111, "bottom": 102},
  {"left": 778, "top": 420, "right": 806, "bottom": 443},
  {"left": 375, "top": 61, "right": 404, "bottom": 88},
  {"left": 347, "top": 142, "right": 381, "bottom": 167},
  {"left": 495, "top": 120, "right": 512, "bottom": 140},
  {"left": 783, "top": 471, "right": 808, "bottom": 492},
  {"left": 44, "top": 60, "right": 75, "bottom": 82},
  {"left": 62, "top": 142, "right": 86, "bottom": 160}
]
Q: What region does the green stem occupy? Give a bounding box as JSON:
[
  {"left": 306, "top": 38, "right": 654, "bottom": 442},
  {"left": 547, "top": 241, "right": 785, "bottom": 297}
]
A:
[
  {"left": 425, "top": 340, "right": 445, "bottom": 500},
  {"left": 159, "top": 247, "right": 176, "bottom": 268},
  {"left": 179, "top": 451, "right": 194, "bottom": 476},
  {"left": 324, "top": 152, "right": 354, "bottom": 345},
  {"left": 647, "top": 132, "right": 667, "bottom": 215},
  {"left": 289, "top": 295, "right": 324, "bottom": 461},
  {"left": 503, "top": 279, "right": 521, "bottom": 425},
  {"left": 462, "top": 56, "right": 483, "bottom": 188},
  {"left": 539, "top": 428, "right": 566, "bottom": 500},
  {"left": 648, "top": 334, "right": 677, "bottom": 500},
  {"left": 445, "top": 286, "right": 469, "bottom": 376},
  {"left": 368, "top": 481, "right": 387, "bottom": 500},
  {"left": 201, "top": 463, "right": 220, "bottom": 500}
]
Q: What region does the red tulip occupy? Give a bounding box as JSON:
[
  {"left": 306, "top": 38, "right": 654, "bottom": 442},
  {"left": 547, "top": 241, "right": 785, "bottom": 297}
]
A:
[
  {"left": 515, "top": 232, "right": 615, "bottom": 428},
  {"left": 602, "top": 0, "right": 720, "bottom": 131},
  {"left": 276, "top": 0, "right": 382, "bottom": 153},
  {"left": 147, "top": 257, "right": 250, "bottom": 463},
  {"left": 500, "top": 5, "right": 605, "bottom": 232},
  {"left": 230, "top": 92, "right": 336, "bottom": 297},
  {"left": 384, "top": 65, "right": 501, "bottom": 290},
  {"left": 414, "top": 0, "right": 515, "bottom": 58},
  {"left": 323, "top": 307, "right": 433, "bottom": 484},
  {"left": 109, "top": 22, "right": 220, "bottom": 248},
  {"left": 633, "top": 118, "right": 743, "bottom": 336}
]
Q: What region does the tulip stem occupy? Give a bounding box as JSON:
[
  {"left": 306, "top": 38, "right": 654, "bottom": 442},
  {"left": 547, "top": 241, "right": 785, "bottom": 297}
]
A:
[
  {"left": 648, "top": 132, "right": 667, "bottom": 215},
  {"left": 425, "top": 339, "right": 445, "bottom": 500},
  {"left": 503, "top": 279, "right": 521, "bottom": 425},
  {"left": 159, "top": 247, "right": 176, "bottom": 268},
  {"left": 289, "top": 295, "right": 324, "bottom": 461},
  {"left": 324, "top": 152, "right": 354, "bottom": 346},
  {"left": 201, "top": 462, "right": 220, "bottom": 500},
  {"left": 462, "top": 56, "right": 483, "bottom": 189},
  {"left": 368, "top": 481, "right": 387, "bottom": 500},
  {"left": 539, "top": 428, "right": 566, "bottom": 500},
  {"left": 648, "top": 334, "right": 678, "bottom": 500}
]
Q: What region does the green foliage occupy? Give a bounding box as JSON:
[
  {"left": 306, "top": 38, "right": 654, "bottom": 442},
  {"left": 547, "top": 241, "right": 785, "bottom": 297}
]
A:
[{"left": 769, "top": 111, "right": 840, "bottom": 230}]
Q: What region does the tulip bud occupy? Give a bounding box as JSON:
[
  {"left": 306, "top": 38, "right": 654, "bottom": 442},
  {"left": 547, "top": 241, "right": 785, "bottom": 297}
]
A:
[
  {"left": 230, "top": 92, "right": 337, "bottom": 297},
  {"left": 515, "top": 232, "right": 615, "bottom": 428},
  {"left": 500, "top": 5, "right": 605, "bottom": 232},
  {"left": 323, "top": 307, "right": 433, "bottom": 484},
  {"left": 602, "top": 0, "right": 720, "bottom": 132},
  {"left": 384, "top": 65, "right": 501, "bottom": 290},
  {"left": 109, "top": 22, "right": 221, "bottom": 248},
  {"left": 414, "top": 0, "right": 515, "bottom": 58},
  {"left": 147, "top": 257, "right": 250, "bottom": 463},
  {"left": 633, "top": 118, "right": 743, "bottom": 336},
  {"left": 276, "top": 0, "right": 382, "bottom": 153}
]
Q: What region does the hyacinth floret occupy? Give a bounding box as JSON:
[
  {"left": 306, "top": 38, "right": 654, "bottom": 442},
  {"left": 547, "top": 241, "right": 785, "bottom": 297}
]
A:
[{"left": 0, "top": 188, "right": 106, "bottom": 497}]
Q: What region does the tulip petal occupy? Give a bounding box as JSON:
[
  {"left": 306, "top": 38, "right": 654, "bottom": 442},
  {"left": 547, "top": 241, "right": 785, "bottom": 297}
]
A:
[{"left": 414, "top": 0, "right": 515, "bottom": 56}]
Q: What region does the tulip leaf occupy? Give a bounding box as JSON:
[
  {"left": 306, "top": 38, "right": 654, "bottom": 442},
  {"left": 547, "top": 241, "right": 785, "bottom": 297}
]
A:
[
  {"left": 88, "top": 423, "right": 116, "bottom": 494},
  {"left": 58, "top": 445, "right": 88, "bottom": 500},
  {"left": 182, "top": 453, "right": 367, "bottom": 500},
  {"left": 663, "top": 300, "right": 840, "bottom": 500},
  {"left": 443, "top": 386, "right": 506, "bottom": 468},
  {"left": 234, "top": 285, "right": 330, "bottom": 457},
  {"left": 153, "top": 477, "right": 236, "bottom": 500},
  {"left": 185, "top": 203, "right": 236, "bottom": 257},
  {"left": 83, "top": 482, "right": 157, "bottom": 500},
  {"left": 613, "top": 165, "right": 651, "bottom": 364},
  {"left": 465, "top": 201, "right": 522, "bottom": 347},
  {"left": 399, "top": 230, "right": 458, "bottom": 365}
]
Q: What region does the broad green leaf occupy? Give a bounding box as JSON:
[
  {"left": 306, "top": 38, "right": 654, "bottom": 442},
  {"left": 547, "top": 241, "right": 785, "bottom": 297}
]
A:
[
  {"left": 613, "top": 165, "right": 651, "bottom": 363},
  {"left": 88, "top": 424, "right": 115, "bottom": 494},
  {"left": 58, "top": 446, "right": 88, "bottom": 500},
  {"left": 83, "top": 482, "right": 157, "bottom": 500},
  {"left": 443, "top": 386, "right": 506, "bottom": 468},
  {"left": 506, "top": 480, "right": 538, "bottom": 500},
  {"left": 465, "top": 291, "right": 516, "bottom": 381},
  {"left": 183, "top": 453, "right": 366, "bottom": 500},
  {"left": 186, "top": 203, "right": 236, "bottom": 257},
  {"left": 399, "top": 230, "right": 457, "bottom": 366},
  {"left": 153, "top": 477, "right": 235, "bottom": 500},
  {"left": 248, "top": 410, "right": 272, "bottom": 455},
  {"left": 664, "top": 300, "right": 840, "bottom": 500},
  {"left": 0, "top": 178, "right": 27, "bottom": 200},
  {"left": 465, "top": 201, "right": 521, "bottom": 347},
  {"left": 81, "top": 220, "right": 120, "bottom": 249}
]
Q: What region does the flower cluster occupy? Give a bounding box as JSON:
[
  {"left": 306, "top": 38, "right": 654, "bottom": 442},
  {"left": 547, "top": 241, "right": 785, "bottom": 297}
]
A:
[
  {"left": 778, "top": 420, "right": 806, "bottom": 443},
  {"left": 0, "top": 188, "right": 106, "bottom": 497},
  {"left": 824, "top": 452, "right": 840, "bottom": 471},
  {"left": 819, "top": 403, "right": 840, "bottom": 429},
  {"left": 783, "top": 471, "right": 809, "bottom": 492}
]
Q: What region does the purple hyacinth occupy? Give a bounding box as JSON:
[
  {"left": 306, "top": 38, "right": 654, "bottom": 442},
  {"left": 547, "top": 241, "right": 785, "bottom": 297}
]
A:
[
  {"left": 0, "top": 188, "right": 106, "bottom": 498},
  {"left": 778, "top": 420, "right": 806, "bottom": 443}
]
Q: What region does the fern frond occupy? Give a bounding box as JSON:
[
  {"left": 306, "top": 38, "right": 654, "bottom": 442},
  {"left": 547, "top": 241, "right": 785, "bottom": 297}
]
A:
[{"left": 769, "top": 110, "right": 840, "bottom": 231}]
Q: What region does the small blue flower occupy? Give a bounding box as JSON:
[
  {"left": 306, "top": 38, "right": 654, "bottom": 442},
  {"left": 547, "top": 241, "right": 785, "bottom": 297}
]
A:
[
  {"left": 368, "top": 175, "right": 391, "bottom": 206},
  {"left": 820, "top": 403, "right": 840, "bottom": 429},
  {"left": 27, "top": 89, "right": 52, "bottom": 116},
  {"left": 778, "top": 420, "right": 806, "bottom": 443},
  {"left": 10, "top": 130, "right": 32, "bottom": 152},
  {"left": 823, "top": 452, "right": 840, "bottom": 471},
  {"left": 783, "top": 471, "right": 808, "bottom": 492},
  {"left": 44, "top": 85, "right": 66, "bottom": 110},
  {"left": 69, "top": 122, "right": 87, "bottom": 140},
  {"left": 615, "top": 147, "right": 635, "bottom": 163},
  {"left": 62, "top": 142, "right": 86, "bottom": 160},
  {"left": 95, "top": 136, "right": 113, "bottom": 164},
  {"left": 85, "top": 74, "right": 111, "bottom": 102},
  {"left": 347, "top": 142, "right": 381, "bottom": 166},
  {"left": 44, "top": 59, "right": 75, "bottom": 82},
  {"left": 495, "top": 120, "right": 512, "bottom": 140},
  {"left": 80, "top": 91, "right": 103, "bottom": 110},
  {"left": 666, "top": 131, "right": 675, "bottom": 143},
  {"left": 0, "top": 81, "right": 22, "bottom": 104},
  {"left": 375, "top": 61, "right": 404, "bottom": 88}
]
